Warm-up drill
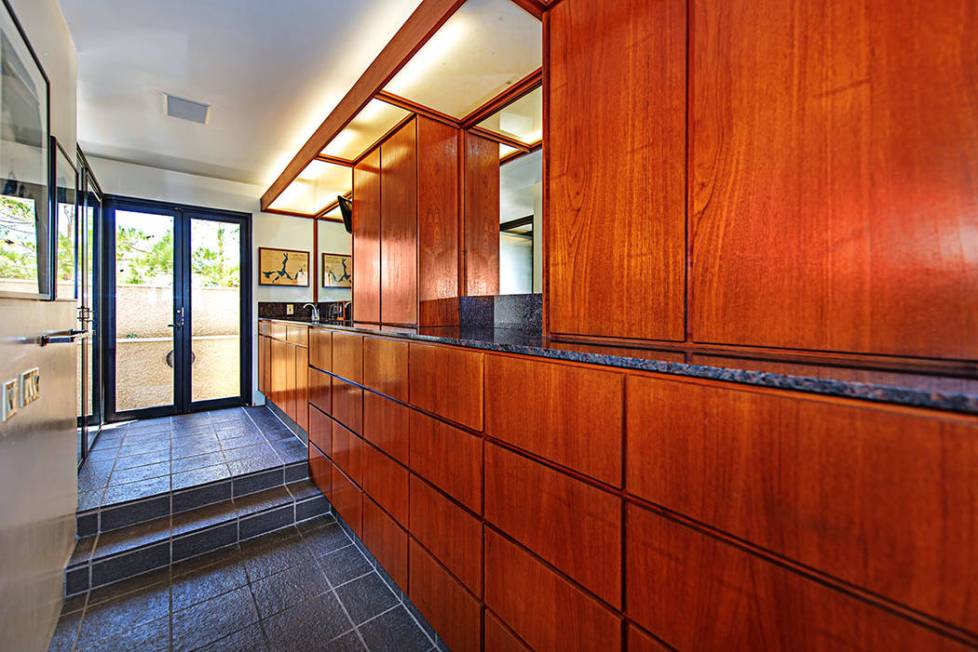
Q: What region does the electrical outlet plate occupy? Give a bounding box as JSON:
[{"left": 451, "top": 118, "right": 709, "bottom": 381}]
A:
[
  {"left": 20, "top": 368, "right": 39, "bottom": 406},
  {"left": 1, "top": 378, "right": 16, "bottom": 422},
  {"left": 286, "top": 304, "right": 294, "bottom": 315}
]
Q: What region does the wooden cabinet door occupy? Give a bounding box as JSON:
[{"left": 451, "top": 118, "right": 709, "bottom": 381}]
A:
[
  {"left": 362, "top": 497, "right": 408, "bottom": 589},
  {"left": 409, "top": 343, "right": 484, "bottom": 431},
  {"left": 257, "top": 335, "right": 267, "bottom": 395},
  {"left": 380, "top": 118, "right": 418, "bottom": 325},
  {"left": 262, "top": 335, "right": 271, "bottom": 395},
  {"left": 270, "top": 338, "right": 289, "bottom": 412},
  {"left": 294, "top": 344, "right": 308, "bottom": 432},
  {"left": 353, "top": 147, "right": 382, "bottom": 323},
  {"left": 285, "top": 342, "right": 297, "bottom": 421},
  {"left": 362, "top": 336, "right": 408, "bottom": 400},
  {"left": 331, "top": 331, "right": 363, "bottom": 384},
  {"left": 462, "top": 132, "right": 500, "bottom": 296},
  {"left": 690, "top": 0, "right": 978, "bottom": 359},
  {"left": 417, "top": 116, "right": 459, "bottom": 304},
  {"left": 409, "top": 540, "right": 482, "bottom": 652},
  {"left": 548, "top": 0, "right": 686, "bottom": 341}
]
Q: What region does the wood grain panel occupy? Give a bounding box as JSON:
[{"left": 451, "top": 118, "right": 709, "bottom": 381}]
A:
[
  {"left": 269, "top": 321, "right": 287, "bottom": 341},
  {"left": 294, "top": 345, "right": 309, "bottom": 432},
  {"left": 485, "top": 611, "right": 530, "bottom": 652},
  {"left": 309, "top": 442, "right": 331, "bottom": 500},
  {"left": 258, "top": 319, "right": 269, "bottom": 336},
  {"left": 484, "top": 443, "right": 621, "bottom": 607},
  {"left": 308, "top": 367, "right": 331, "bottom": 416},
  {"left": 285, "top": 342, "right": 297, "bottom": 419},
  {"left": 484, "top": 530, "right": 621, "bottom": 652},
  {"left": 408, "top": 540, "right": 481, "bottom": 652},
  {"left": 353, "top": 147, "right": 381, "bottom": 323},
  {"left": 626, "top": 375, "right": 978, "bottom": 632},
  {"left": 330, "top": 377, "right": 363, "bottom": 435},
  {"left": 286, "top": 324, "right": 308, "bottom": 347},
  {"left": 309, "top": 327, "right": 332, "bottom": 372},
  {"left": 308, "top": 404, "right": 332, "bottom": 458},
  {"left": 627, "top": 626, "right": 668, "bottom": 652},
  {"left": 258, "top": 335, "right": 267, "bottom": 394},
  {"left": 270, "top": 338, "right": 289, "bottom": 411},
  {"left": 363, "top": 443, "right": 409, "bottom": 527},
  {"left": 409, "top": 410, "right": 482, "bottom": 513},
  {"left": 462, "top": 131, "right": 500, "bottom": 296},
  {"left": 362, "top": 497, "right": 408, "bottom": 589},
  {"left": 485, "top": 355, "right": 622, "bottom": 485},
  {"left": 626, "top": 503, "right": 970, "bottom": 650},
  {"left": 690, "top": 0, "right": 978, "bottom": 358},
  {"left": 417, "top": 116, "right": 459, "bottom": 304},
  {"left": 381, "top": 118, "right": 418, "bottom": 325},
  {"left": 363, "top": 337, "right": 408, "bottom": 400},
  {"left": 548, "top": 0, "right": 686, "bottom": 340},
  {"left": 409, "top": 475, "right": 482, "bottom": 595},
  {"left": 331, "top": 465, "right": 362, "bottom": 536},
  {"left": 418, "top": 297, "right": 461, "bottom": 327},
  {"left": 331, "top": 331, "right": 363, "bottom": 383},
  {"left": 409, "top": 343, "right": 484, "bottom": 430},
  {"left": 331, "top": 420, "right": 365, "bottom": 488},
  {"left": 362, "top": 393, "right": 410, "bottom": 466}
]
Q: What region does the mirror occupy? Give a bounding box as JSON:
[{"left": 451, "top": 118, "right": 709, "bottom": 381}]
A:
[{"left": 317, "top": 206, "right": 352, "bottom": 303}]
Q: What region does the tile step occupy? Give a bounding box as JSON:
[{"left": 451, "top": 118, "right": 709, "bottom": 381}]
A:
[{"left": 65, "top": 480, "right": 329, "bottom": 596}]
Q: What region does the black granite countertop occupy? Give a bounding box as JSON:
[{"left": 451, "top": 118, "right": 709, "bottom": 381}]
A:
[{"left": 259, "top": 317, "right": 978, "bottom": 416}]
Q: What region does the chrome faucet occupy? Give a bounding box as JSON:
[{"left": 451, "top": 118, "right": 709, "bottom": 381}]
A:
[{"left": 302, "top": 303, "right": 320, "bottom": 322}]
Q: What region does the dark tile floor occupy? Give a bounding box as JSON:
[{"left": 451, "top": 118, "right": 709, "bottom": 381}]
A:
[
  {"left": 78, "top": 408, "right": 307, "bottom": 511},
  {"left": 50, "top": 516, "right": 437, "bottom": 652}
]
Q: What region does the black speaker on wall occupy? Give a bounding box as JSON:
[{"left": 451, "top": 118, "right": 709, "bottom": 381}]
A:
[{"left": 338, "top": 195, "right": 353, "bottom": 234}]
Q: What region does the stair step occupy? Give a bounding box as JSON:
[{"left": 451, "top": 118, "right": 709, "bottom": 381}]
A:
[{"left": 66, "top": 480, "right": 329, "bottom": 596}]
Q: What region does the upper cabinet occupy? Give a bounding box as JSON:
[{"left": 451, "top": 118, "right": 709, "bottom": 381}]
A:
[
  {"left": 548, "top": 0, "right": 687, "bottom": 341},
  {"left": 689, "top": 0, "right": 978, "bottom": 360}
]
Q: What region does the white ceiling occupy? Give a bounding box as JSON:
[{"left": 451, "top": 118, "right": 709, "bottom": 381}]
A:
[{"left": 59, "top": 0, "right": 421, "bottom": 186}]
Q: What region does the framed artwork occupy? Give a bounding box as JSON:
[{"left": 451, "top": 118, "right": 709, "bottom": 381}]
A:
[
  {"left": 259, "top": 247, "right": 309, "bottom": 286},
  {"left": 0, "top": 0, "right": 52, "bottom": 299},
  {"left": 321, "top": 253, "right": 351, "bottom": 288}
]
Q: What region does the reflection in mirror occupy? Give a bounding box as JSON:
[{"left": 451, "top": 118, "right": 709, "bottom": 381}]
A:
[
  {"left": 476, "top": 86, "right": 542, "bottom": 146},
  {"left": 499, "top": 148, "right": 541, "bottom": 294},
  {"left": 317, "top": 209, "right": 352, "bottom": 303}
]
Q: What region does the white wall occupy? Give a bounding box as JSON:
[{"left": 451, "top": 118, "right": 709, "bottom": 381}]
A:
[{"left": 0, "top": 1, "right": 78, "bottom": 650}]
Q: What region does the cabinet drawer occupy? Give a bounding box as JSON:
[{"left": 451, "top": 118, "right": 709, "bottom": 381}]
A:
[
  {"left": 362, "top": 497, "right": 408, "bottom": 589},
  {"left": 363, "top": 336, "right": 408, "bottom": 400},
  {"left": 409, "top": 411, "right": 482, "bottom": 513},
  {"left": 331, "top": 421, "right": 365, "bottom": 488},
  {"left": 294, "top": 345, "right": 308, "bottom": 431},
  {"left": 330, "top": 377, "right": 362, "bottom": 434},
  {"left": 409, "top": 540, "right": 481, "bottom": 652},
  {"left": 409, "top": 475, "right": 482, "bottom": 596},
  {"left": 286, "top": 324, "right": 308, "bottom": 347},
  {"left": 485, "top": 611, "right": 530, "bottom": 652},
  {"left": 363, "top": 444, "right": 408, "bottom": 527},
  {"left": 485, "top": 530, "right": 621, "bottom": 652},
  {"left": 308, "top": 404, "right": 332, "bottom": 457},
  {"left": 331, "top": 465, "right": 362, "bottom": 536},
  {"left": 331, "top": 331, "right": 363, "bottom": 383},
  {"left": 626, "top": 503, "right": 963, "bottom": 650},
  {"left": 309, "top": 443, "right": 331, "bottom": 500},
  {"left": 626, "top": 375, "right": 978, "bottom": 632},
  {"left": 486, "top": 355, "right": 623, "bottom": 485},
  {"left": 409, "top": 343, "right": 484, "bottom": 430},
  {"left": 628, "top": 626, "right": 668, "bottom": 652},
  {"left": 269, "top": 321, "right": 287, "bottom": 341},
  {"left": 363, "top": 393, "right": 409, "bottom": 465},
  {"left": 485, "top": 443, "right": 621, "bottom": 607},
  {"left": 308, "top": 367, "right": 330, "bottom": 416},
  {"left": 309, "top": 327, "right": 332, "bottom": 372}
]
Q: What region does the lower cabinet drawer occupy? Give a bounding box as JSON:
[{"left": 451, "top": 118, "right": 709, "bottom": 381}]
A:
[
  {"left": 363, "top": 444, "right": 409, "bottom": 527},
  {"left": 269, "top": 321, "right": 287, "bottom": 341},
  {"left": 331, "top": 377, "right": 363, "bottom": 434},
  {"left": 485, "top": 529, "right": 621, "bottom": 652},
  {"left": 331, "top": 465, "right": 362, "bottom": 537},
  {"left": 362, "top": 497, "right": 408, "bottom": 589},
  {"left": 309, "top": 443, "right": 331, "bottom": 501},
  {"left": 363, "top": 392, "right": 410, "bottom": 465},
  {"left": 409, "top": 343, "right": 484, "bottom": 431},
  {"left": 308, "top": 405, "right": 332, "bottom": 458},
  {"left": 308, "top": 367, "right": 330, "bottom": 415},
  {"left": 625, "top": 503, "right": 963, "bottom": 650},
  {"left": 409, "top": 540, "right": 481, "bottom": 652},
  {"left": 485, "top": 611, "right": 530, "bottom": 652},
  {"left": 286, "top": 323, "right": 308, "bottom": 347},
  {"left": 409, "top": 475, "right": 482, "bottom": 596},
  {"left": 485, "top": 443, "right": 621, "bottom": 607},
  {"left": 627, "top": 625, "right": 668, "bottom": 652},
  {"left": 409, "top": 411, "right": 482, "bottom": 513},
  {"left": 332, "top": 421, "right": 365, "bottom": 488}
]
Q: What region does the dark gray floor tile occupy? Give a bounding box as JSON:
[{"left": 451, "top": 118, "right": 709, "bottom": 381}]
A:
[
  {"left": 269, "top": 439, "right": 306, "bottom": 463},
  {"left": 233, "top": 468, "right": 284, "bottom": 497},
  {"left": 284, "top": 461, "right": 308, "bottom": 483},
  {"left": 91, "top": 542, "right": 169, "bottom": 587},
  {"left": 227, "top": 456, "right": 281, "bottom": 476},
  {"left": 77, "top": 489, "right": 104, "bottom": 512},
  {"left": 171, "top": 552, "right": 249, "bottom": 611},
  {"left": 76, "top": 615, "right": 169, "bottom": 652},
  {"left": 77, "top": 511, "right": 98, "bottom": 537},
  {"left": 173, "top": 522, "right": 238, "bottom": 561},
  {"left": 171, "top": 586, "right": 259, "bottom": 652},
  {"left": 222, "top": 442, "right": 277, "bottom": 462},
  {"left": 172, "top": 480, "right": 231, "bottom": 513},
  {"left": 217, "top": 431, "right": 266, "bottom": 447},
  {"left": 239, "top": 505, "right": 294, "bottom": 540},
  {"left": 234, "top": 486, "right": 291, "bottom": 516},
  {"left": 102, "top": 475, "right": 170, "bottom": 504},
  {"left": 296, "top": 495, "right": 329, "bottom": 522},
  {"left": 172, "top": 463, "right": 231, "bottom": 490},
  {"left": 285, "top": 480, "right": 319, "bottom": 501},
  {"left": 327, "top": 630, "right": 367, "bottom": 652},
  {"left": 172, "top": 450, "right": 225, "bottom": 473},
  {"left": 333, "top": 573, "right": 399, "bottom": 626},
  {"left": 171, "top": 501, "right": 237, "bottom": 536},
  {"left": 319, "top": 545, "right": 372, "bottom": 588},
  {"left": 260, "top": 426, "right": 299, "bottom": 442},
  {"left": 78, "top": 581, "right": 169, "bottom": 643},
  {"left": 251, "top": 561, "right": 330, "bottom": 619},
  {"left": 86, "top": 567, "right": 170, "bottom": 606},
  {"left": 117, "top": 437, "right": 169, "bottom": 455},
  {"left": 240, "top": 529, "right": 313, "bottom": 581},
  {"left": 172, "top": 438, "right": 224, "bottom": 458},
  {"left": 69, "top": 536, "right": 96, "bottom": 567},
  {"left": 196, "top": 623, "right": 269, "bottom": 652},
  {"left": 100, "top": 495, "right": 169, "bottom": 530},
  {"left": 65, "top": 566, "right": 89, "bottom": 596},
  {"left": 47, "top": 612, "right": 82, "bottom": 652},
  {"left": 114, "top": 449, "right": 169, "bottom": 470},
  {"left": 108, "top": 461, "right": 170, "bottom": 487},
  {"left": 171, "top": 429, "right": 219, "bottom": 443},
  {"left": 61, "top": 592, "right": 87, "bottom": 615},
  {"left": 126, "top": 416, "right": 172, "bottom": 430},
  {"left": 358, "top": 606, "right": 431, "bottom": 652},
  {"left": 296, "top": 517, "right": 350, "bottom": 557},
  {"left": 78, "top": 462, "right": 113, "bottom": 493},
  {"left": 94, "top": 517, "right": 170, "bottom": 557},
  {"left": 262, "top": 591, "right": 353, "bottom": 652}
]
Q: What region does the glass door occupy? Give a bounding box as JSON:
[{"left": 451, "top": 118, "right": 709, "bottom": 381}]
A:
[
  {"left": 105, "top": 198, "right": 250, "bottom": 421},
  {"left": 79, "top": 150, "right": 103, "bottom": 447}
]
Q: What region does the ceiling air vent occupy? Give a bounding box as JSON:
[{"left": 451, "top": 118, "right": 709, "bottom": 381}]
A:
[{"left": 163, "top": 93, "right": 210, "bottom": 125}]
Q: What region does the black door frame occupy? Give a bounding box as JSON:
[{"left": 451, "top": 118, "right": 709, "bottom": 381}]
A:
[
  {"left": 77, "top": 147, "right": 104, "bottom": 461},
  {"left": 102, "top": 194, "right": 252, "bottom": 422}
]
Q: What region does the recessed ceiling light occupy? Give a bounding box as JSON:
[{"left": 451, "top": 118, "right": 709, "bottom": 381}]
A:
[{"left": 163, "top": 93, "right": 210, "bottom": 125}]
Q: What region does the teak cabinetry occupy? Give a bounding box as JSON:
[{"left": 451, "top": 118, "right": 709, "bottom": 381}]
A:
[
  {"left": 258, "top": 320, "right": 308, "bottom": 430},
  {"left": 352, "top": 116, "right": 461, "bottom": 327},
  {"left": 547, "top": 0, "right": 978, "bottom": 368},
  {"left": 300, "top": 324, "right": 977, "bottom": 651}
]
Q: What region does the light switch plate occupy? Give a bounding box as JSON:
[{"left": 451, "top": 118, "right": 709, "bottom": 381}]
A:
[
  {"left": 1, "top": 378, "right": 17, "bottom": 422},
  {"left": 286, "top": 304, "right": 294, "bottom": 315},
  {"left": 20, "top": 368, "right": 39, "bottom": 406}
]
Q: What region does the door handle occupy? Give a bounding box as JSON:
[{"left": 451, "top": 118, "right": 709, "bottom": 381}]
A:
[
  {"left": 168, "top": 306, "right": 185, "bottom": 329},
  {"left": 40, "top": 328, "right": 90, "bottom": 346}
]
